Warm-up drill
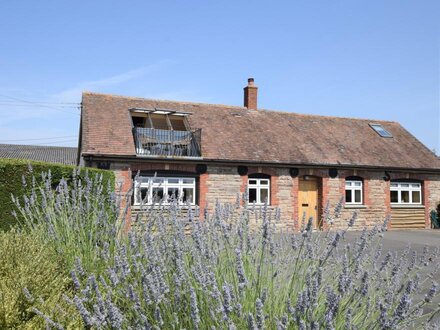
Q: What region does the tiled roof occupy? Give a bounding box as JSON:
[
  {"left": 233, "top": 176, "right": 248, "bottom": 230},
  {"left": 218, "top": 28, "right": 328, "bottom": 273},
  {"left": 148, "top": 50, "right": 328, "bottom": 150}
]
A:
[
  {"left": 80, "top": 92, "right": 440, "bottom": 170},
  {"left": 0, "top": 144, "right": 78, "bottom": 165}
]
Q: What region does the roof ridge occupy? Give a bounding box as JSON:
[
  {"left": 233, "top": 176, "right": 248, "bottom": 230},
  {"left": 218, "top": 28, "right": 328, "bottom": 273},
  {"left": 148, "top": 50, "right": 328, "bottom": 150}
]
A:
[
  {"left": 82, "top": 91, "right": 247, "bottom": 110},
  {"left": 0, "top": 143, "right": 77, "bottom": 149},
  {"left": 82, "top": 91, "right": 398, "bottom": 124}
]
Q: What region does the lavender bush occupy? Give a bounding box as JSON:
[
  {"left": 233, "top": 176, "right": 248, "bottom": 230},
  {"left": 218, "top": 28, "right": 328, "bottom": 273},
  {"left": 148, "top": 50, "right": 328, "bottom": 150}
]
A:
[
  {"left": 32, "top": 192, "right": 440, "bottom": 329},
  {"left": 13, "top": 167, "right": 125, "bottom": 273}
]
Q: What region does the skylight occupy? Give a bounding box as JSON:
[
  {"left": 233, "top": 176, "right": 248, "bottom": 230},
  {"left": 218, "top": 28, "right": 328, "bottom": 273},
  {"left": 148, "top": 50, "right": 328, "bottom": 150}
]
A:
[{"left": 369, "top": 123, "right": 392, "bottom": 138}]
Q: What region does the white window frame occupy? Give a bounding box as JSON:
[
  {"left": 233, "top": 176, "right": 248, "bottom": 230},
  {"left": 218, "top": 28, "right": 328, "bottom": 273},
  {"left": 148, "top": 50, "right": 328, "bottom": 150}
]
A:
[
  {"left": 248, "top": 178, "right": 270, "bottom": 205},
  {"left": 134, "top": 176, "right": 196, "bottom": 205},
  {"left": 390, "top": 182, "right": 422, "bottom": 205},
  {"left": 345, "top": 179, "right": 363, "bottom": 205}
]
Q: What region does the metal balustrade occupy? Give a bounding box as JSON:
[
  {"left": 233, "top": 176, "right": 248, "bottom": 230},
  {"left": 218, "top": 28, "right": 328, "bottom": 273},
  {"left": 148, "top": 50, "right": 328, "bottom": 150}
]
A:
[{"left": 133, "top": 127, "right": 202, "bottom": 157}]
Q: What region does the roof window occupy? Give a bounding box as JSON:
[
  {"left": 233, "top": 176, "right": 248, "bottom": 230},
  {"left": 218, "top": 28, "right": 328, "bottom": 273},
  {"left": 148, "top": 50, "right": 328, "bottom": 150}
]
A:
[
  {"left": 130, "top": 108, "right": 190, "bottom": 131},
  {"left": 369, "top": 123, "right": 392, "bottom": 138}
]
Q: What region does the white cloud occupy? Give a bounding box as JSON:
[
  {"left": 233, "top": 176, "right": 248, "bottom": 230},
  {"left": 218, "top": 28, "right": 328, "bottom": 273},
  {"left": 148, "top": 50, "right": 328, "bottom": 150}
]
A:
[{"left": 51, "top": 60, "right": 174, "bottom": 103}]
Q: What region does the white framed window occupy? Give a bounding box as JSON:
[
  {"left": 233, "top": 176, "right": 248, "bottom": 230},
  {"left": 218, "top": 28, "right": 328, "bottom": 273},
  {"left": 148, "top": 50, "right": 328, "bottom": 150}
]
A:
[
  {"left": 248, "top": 178, "right": 270, "bottom": 205},
  {"left": 345, "top": 179, "right": 363, "bottom": 204},
  {"left": 390, "top": 182, "right": 422, "bottom": 205},
  {"left": 134, "top": 176, "right": 196, "bottom": 205}
]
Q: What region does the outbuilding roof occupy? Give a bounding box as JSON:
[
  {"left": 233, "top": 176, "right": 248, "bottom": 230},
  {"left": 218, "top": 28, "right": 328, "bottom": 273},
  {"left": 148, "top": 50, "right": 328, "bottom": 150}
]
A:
[
  {"left": 80, "top": 92, "right": 440, "bottom": 171},
  {"left": 0, "top": 144, "right": 78, "bottom": 165}
]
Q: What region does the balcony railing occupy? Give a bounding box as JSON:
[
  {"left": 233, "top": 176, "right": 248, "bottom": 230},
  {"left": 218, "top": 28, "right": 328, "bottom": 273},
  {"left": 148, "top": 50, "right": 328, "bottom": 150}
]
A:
[{"left": 133, "top": 127, "right": 202, "bottom": 157}]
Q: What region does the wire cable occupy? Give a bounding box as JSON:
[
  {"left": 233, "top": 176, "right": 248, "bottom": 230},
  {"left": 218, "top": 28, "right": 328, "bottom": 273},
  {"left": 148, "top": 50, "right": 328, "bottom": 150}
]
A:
[{"left": 0, "top": 135, "right": 77, "bottom": 142}]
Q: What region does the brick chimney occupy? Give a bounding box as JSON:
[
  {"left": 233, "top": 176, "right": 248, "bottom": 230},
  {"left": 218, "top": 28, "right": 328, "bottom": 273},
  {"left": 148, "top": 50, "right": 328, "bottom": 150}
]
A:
[{"left": 244, "top": 78, "right": 258, "bottom": 110}]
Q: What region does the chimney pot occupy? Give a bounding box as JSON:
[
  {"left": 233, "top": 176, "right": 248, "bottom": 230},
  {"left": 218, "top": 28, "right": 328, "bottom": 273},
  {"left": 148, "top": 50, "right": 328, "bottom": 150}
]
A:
[{"left": 244, "top": 77, "right": 258, "bottom": 109}]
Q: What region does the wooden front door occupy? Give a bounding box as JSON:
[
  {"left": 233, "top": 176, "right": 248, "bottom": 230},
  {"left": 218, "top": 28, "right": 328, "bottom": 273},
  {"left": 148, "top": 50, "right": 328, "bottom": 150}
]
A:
[{"left": 298, "top": 178, "right": 319, "bottom": 229}]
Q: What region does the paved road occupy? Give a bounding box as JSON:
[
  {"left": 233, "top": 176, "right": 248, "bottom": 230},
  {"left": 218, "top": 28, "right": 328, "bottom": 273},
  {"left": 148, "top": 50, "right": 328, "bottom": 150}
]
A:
[
  {"left": 345, "top": 229, "right": 440, "bottom": 252},
  {"left": 345, "top": 230, "right": 440, "bottom": 324}
]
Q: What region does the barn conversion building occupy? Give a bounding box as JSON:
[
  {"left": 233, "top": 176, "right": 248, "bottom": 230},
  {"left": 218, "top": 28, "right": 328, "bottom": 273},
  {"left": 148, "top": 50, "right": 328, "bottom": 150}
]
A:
[{"left": 77, "top": 79, "right": 440, "bottom": 230}]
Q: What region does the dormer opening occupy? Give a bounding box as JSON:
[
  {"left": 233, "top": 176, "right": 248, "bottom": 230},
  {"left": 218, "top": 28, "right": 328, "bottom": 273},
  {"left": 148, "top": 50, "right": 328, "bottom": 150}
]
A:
[{"left": 129, "top": 108, "right": 201, "bottom": 158}]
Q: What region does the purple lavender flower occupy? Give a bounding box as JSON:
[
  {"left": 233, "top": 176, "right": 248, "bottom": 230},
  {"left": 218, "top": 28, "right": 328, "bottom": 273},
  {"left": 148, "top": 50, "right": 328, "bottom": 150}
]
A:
[
  {"left": 190, "top": 287, "right": 200, "bottom": 328},
  {"left": 424, "top": 282, "right": 438, "bottom": 303},
  {"left": 255, "top": 298, "right": 264, "bottom": 329}
]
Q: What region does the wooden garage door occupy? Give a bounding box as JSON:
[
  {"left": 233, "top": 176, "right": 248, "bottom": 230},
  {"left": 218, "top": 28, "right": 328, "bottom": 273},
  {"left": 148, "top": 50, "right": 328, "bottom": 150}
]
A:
[{"left": 390, "top": 208, "right": 425, "bottom": 229}]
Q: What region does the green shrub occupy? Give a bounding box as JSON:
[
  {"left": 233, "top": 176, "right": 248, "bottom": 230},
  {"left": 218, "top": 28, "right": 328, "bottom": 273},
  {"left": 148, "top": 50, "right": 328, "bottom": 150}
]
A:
[
  {"left": 0, "top": 230, "right": 79, "bottom": 329},
  {"left": 0, "top": 158, "right": 114, "bottom": 231},
  {"left": 15, "top": 168, "right": 124, "bottom": 275}
]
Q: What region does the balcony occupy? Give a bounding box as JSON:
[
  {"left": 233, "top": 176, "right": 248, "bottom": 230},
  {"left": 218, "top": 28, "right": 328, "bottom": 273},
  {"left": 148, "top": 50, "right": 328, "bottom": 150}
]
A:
[{"left": 133, "top": 127, "right": 202, "bottom": 158}]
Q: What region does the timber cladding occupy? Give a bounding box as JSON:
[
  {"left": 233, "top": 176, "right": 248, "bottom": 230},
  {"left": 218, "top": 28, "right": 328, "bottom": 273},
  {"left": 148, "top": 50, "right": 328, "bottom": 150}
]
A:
[{"left": 390, "top": 208, "right": 425, "bottom": 229}]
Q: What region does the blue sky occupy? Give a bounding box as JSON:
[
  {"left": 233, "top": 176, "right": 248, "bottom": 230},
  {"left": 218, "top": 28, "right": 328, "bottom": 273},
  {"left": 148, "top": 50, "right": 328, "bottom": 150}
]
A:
[{"left": 0, "top": 1, "right": 438, "bottom": 153}]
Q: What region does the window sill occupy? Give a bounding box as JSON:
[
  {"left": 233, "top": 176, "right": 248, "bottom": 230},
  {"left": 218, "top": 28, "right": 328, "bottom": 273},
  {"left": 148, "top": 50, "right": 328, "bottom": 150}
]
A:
[
  {"left": 132, "top": 204, "right": 198, "bottom": 210},
  {"left": 344, "top": 205, "right": 367, "bottom": 209},
  {"left": 391, "top": 204, "right": 425, "bottom": 209}
]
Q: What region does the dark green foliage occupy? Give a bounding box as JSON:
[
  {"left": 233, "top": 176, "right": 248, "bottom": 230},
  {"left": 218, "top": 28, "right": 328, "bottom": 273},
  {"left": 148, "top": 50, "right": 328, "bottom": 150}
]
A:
[{"left": 0, "top": 158, "right": 115, "bottom": 231}]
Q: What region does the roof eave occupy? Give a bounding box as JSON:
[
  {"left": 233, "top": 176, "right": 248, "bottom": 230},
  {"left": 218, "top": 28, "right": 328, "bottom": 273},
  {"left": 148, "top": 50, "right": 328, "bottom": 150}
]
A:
[{"left": 81, "top": 153, "right": 440, "bottom": 174}]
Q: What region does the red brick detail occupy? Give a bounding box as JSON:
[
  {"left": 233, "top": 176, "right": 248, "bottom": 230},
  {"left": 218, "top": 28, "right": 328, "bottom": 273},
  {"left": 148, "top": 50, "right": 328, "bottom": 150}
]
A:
[
  {"left": 424, "top": 179, "right": 430, "bottom": 228},
  {"left": 130, "top": 162, "right": 197, "bottom": 173},
  {"left": 321, "top": 177, "right": 330, "bottom": 231},
  {"left": 199, "top": 172, "right": 209, "bottom": 219},
  {"left": 116, "top": 168, "right": 133, "bottom": 232},
  {"left": 240, "top": 174, "right": 248, "bottom": 206},
  {"left": 271, "top": 176, "right": 279, "bottom": 206}
]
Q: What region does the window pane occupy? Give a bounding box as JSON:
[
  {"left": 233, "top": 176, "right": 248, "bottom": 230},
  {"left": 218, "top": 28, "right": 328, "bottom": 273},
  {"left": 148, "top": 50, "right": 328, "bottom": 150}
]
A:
[
  {"left": 249, "top": 180, "right": 257, "bottom": 185},
  {"left": 132, "top": 116, "right": 145, "bottom": 127},
  {"left": 153, "top": 178, "right": 164, "bottom": 184},
  {"left": 260, "top": 189, "right": 269, "bottom": 204},
  {"left": 169, "top": 116, "right": 187, "bottom": 131},
  {"left": 345, "top": 190, "right": 352, "bottom": 203},
  {"left": 401, "top": 191, "right": 410, "bottom": 203},
  {"left": 182, "top": 187, "right": 194, "bottom": 203},
  {"left": 390, "top": 183, "right": 398, "bottom": 188},
  {"left": 152, "top": 187, "right": 164, "bottom": 202},
  {"left": 354, "top": 182, "right": 362, "bottom": 187},
  {"left": 260, "top": 180, "right": 269, "bottom": 186},
  {"left": 138, "top": 177, "right": 149, "bottom": 183},
  {"left": 412, "top": 191, "right": 421, "bottom": 203},
  {"left": 401, "top": 184, "right": 410, "bottom": 188},
  {"left": 355, "top": 190, "right": 361, "bottom": 203},
  {"left": 249, "top": 188, "right": 257, "bottom": 203},
  {"left": 345, "top": 181, "right": 352, "bottom": 187},
  {"left": 140, "top": 187, "right": 148, "bottom": 201},
  {"left": 136, "top": 187, "right": 148, "bottom": 203},
  {"left": 391, "top": 191, "right": 398, "bottom": 203},
  {"left": 167, "top": 187, "right": 179, "bottom": 201},
  {"left": 150, "top": 115, "right": 169, "bottom": 130},
  {"left": 167, "top": 178, "right": 179, "bottom": 184},
  {"left": 411, "top": 183, "right": 420, "bottom": 188},
  {"left": 182, "top": 178, "right": 195, "bottom": 184}
]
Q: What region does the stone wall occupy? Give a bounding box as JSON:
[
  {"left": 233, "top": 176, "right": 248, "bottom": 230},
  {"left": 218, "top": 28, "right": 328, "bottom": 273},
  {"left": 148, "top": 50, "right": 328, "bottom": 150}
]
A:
[{"left": 101, "top": 160, "right": 440, "bottom": 231}]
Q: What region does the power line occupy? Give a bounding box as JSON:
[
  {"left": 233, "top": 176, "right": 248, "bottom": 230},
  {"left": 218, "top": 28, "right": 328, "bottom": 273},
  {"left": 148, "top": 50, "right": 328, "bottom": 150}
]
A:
[
  {"left": 0, "top": 135, "right": 77, "bottom": 142},
  {"left": 0, "top": 94, "right": 80, "bottom": 105},
  {"left": 0, "top": 102, "right": 79, "bottom": 108},
  {"left": 25, "top": 139, "right": 78, "bottom": 146},
  {"left": 0, "top": 94, "right": 80, "bottom": 115}
]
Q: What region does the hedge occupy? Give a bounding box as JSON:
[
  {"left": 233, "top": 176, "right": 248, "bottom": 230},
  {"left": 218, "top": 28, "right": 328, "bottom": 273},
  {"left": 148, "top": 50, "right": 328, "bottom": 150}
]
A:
[{"left": 0, "top": 158, "right": 115, "bottom": 231}]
